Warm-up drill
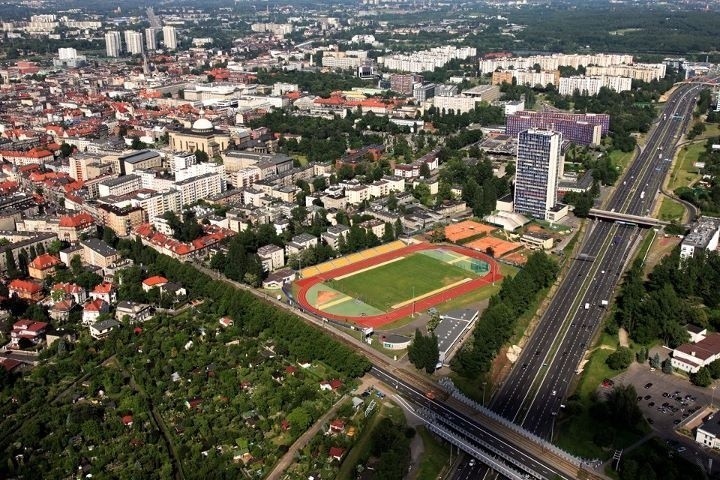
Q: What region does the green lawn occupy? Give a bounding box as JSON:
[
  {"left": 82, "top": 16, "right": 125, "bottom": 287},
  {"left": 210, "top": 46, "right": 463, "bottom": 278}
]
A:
[
  {"left": 669, "top": 142, "right": 704, "bottom": 190},
  {"left": 328, "top": 253, "right": 476, "bottom": 311},
  {"left": 416, "top": 426, "right": 451, "bottom": 480},
  {"left": 609, "top": 149, "right": 635, "bottom": 172},
  {"left": 555, "top": 333, "right": 649, "bottom": 459},
  {"left": 658, "top": 197, "right": 685, "bottom": 221}
]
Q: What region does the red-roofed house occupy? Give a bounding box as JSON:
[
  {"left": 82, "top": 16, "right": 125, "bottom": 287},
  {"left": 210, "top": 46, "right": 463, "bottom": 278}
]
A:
[
  {"left": 0, "top": 147, "right": 54, "bottom": 166},
  {"left": 320, "top": 379, "right": 344, "bottom": 392},
  {"left": 0, "top": 357, "right": 22, "bottom": 373},
  {"left": 142, "top": 276, "right": 168, "bottom": 292},
  {"left": 219, "top": 316, "right": 233, "bottom": 328},
  {"left": 51, "top": 282, "right": 86, "bottom": 304},
  {"left": 28, "top": 254, "right": 62, "bottom": 280},
  {"left": 328, "top": 419, "right": 346, "bottom": 435},
  {"left": 50, "top": 299, "right": 75, "bottom": 322},
  {"left": 122, "top": 415, "right": 134, "bottom": 426},
  {"left": 58, "top": 212, "right": 95, "bottom": 242},
  {"left": 8, "top": 279, "right": 43, "bottom": 301},
  {"left": 90, "top": 282, "right": 116, "bottom": 303},
  {"left": 328, "top": 446, "right": 346, "bottom": 462},
  {"left": 82, "top": 298, "right": 109, "bottom": 325},
  {"left": 10, "top": 319, "right": 48, "bottom": 348}
]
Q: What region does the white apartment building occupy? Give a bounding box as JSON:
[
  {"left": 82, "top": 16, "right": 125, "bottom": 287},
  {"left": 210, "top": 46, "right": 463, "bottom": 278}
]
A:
[
  {"left": 514, "top": 129, "right": 563, "bottom": 220},
  {"left": 271, "top": 83, "right": 299, "bottom": 96},
  {"left": 513, "top": 70, "right": 560, "bottom": 87},
  {"left": 368, "top": 177, "right": 405, "bottom": 198},
  {"left": 162, "top": 26, "right": 177, "bottom": 50},
  {"left": 558, "top": 75, "right": 632, "bottom": 96},
  {"left": 322, "top": 50, "right": 367, "bottom": 70},
  {"left": 257, "top": 244, "right": 285, "bottom": 271},
  {"left": 124, "top": 31, "right": 143, "bottom": 55},
  {"left": 134, "top": 190, "right": 182, "bottom": 221},
  {"left": 170, "top": 152, "right": 196, "bottom": 173},
  {"left": 175, "top": 173, "right": 224, "bottom": 206},
  {"left": 105, "top": 31, "right": 122, "bottom": 57},
  {"left": 433, "top": 95, "right": 478, "bottom": 114},
  {"left": 145, "top": 27, "right": 157, "bottom": 51},
  {"left": 98, "top": 174, "right": 142, "bottom": 197},
  {"left": 236, "top": 166, "right": 262, "bottom": 188},
  {"left": 174, "top": 163, "right": 225, "bottom": 183},
  {"left": 346, "top": 184, "right": 370, "bottom": 205},
  {"left": 585, "top": 64, "right": 667, "bottom": 82},
  {"left": 250, "top": 23, "right": 293, "bottom": 37},
  {"left": 479, "top": 53, "right": 634, "bottom": 74},
  {"left": 382, "top": 46, "right": 477, "bottom": 73}
]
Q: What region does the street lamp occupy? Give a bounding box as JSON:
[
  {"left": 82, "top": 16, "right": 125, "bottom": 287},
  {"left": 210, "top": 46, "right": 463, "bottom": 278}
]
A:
[
  {"left": 482, "top": 382, "right": 487, "bottom": 406},
  {"left": 550, "top": 411, "right": 558, "bottom": 441}
]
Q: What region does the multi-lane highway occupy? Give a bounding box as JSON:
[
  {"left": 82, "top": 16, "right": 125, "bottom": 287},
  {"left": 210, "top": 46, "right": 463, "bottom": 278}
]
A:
[{"left": 490, "top": 83, "right": 702, "bottom": 438}]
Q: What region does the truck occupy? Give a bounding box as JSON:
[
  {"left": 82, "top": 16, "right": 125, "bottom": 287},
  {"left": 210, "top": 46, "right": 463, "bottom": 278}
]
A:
[{"left": 600, "top": 300, "right": 609, "bottom": 307}]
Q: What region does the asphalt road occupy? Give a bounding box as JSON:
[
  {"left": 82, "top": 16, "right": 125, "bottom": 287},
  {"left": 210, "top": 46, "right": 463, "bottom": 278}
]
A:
[
  {"left": 490, "top": 83, "right": 704, "bottom": 439},
  {"left": 370, "top": 366, "right": 579, "bottom": 480}
]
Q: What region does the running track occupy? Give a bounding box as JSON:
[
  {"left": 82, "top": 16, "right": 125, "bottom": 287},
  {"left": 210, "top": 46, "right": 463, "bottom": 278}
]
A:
[{"left": 294, "top": 243, "right": 502, "bottom": 328}]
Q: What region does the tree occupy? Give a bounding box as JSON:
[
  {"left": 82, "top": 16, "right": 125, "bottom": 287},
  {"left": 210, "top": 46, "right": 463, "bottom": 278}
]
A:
[
  {"left": 649, "top": 353, "right": 661, "bottom": 369},
  {"left": 381, "top": 222, "right": 395, "bottom": 243},
  {"left": 394, "top": 218, "right": 403, "bottom": 239},
  {"left": 60, "top": 143, "right": 74, "bottom": 157},
  {"left": 387, "top": 191, "right": 398, "bottom": 211},
  {"left": 708, "top": 359, "right": 720, "bottom": 379},
  {"left": 661, "top": 358, "right": 673, "bottom": 374},
  {"left": 606, "top": 347, "right": 633, "bottom": 370},
  {"left": 692, "top": 366, "right": 712, "bottom": 387},
  {"left": 195, "top": 150, "right": 209, "bottom": 163},
  {"left": 5, "top": 250, "right": 17, "bottom": 274},
  {"left": 408, "top": 329, "right": 440, "bottom": 373},
  {"left": 419, "top": 162, "right": 431, "bottom": 178},
  {"left": 429, "top": 223, "right": 446, "bottom": 243}
]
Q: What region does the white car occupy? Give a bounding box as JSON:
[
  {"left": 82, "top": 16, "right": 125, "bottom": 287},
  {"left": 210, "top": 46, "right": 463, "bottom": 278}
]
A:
[{"left": 469, "top": 459, "right": 476, "bottom": 467}]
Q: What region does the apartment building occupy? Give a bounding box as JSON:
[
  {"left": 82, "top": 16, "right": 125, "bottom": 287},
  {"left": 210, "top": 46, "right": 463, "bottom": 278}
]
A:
[
  {"left": 513, "top": 129, "right": 563, "bottom": 220},
  {"left": 98, "top": 174, "right": 142, "bottom": 197}
]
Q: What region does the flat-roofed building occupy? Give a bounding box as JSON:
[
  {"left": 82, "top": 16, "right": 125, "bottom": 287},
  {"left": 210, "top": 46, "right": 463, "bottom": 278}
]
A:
[
  {"left": 680, "top": 216, "right": 720, "bottom": 260},
  {"left": 120, "top": 150, "right": 162, "bottom": 175}
]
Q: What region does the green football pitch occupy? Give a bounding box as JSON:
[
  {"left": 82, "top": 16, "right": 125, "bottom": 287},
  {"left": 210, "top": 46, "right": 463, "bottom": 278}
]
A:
[{"left": 326, "top": 253, "right": 476, "bottom": 312}]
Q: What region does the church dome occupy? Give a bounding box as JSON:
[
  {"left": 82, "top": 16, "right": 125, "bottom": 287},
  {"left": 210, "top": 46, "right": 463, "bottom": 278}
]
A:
[{"left": 192, "top": 117, "right": 213, "bottom": 132}]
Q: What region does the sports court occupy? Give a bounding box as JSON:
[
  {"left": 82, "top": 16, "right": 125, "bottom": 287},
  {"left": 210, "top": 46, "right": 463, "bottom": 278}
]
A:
[
  {"left": 294, "top": 243, "right": 501, "bottom": 327},
  {"left": 444, "top": 220, "right": 496, "bottom": 243}
]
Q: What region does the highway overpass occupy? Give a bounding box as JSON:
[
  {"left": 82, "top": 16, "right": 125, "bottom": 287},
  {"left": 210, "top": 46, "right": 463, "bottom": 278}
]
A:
[{"left": 587, "top": 208, "right": 670, "bottom": 227}]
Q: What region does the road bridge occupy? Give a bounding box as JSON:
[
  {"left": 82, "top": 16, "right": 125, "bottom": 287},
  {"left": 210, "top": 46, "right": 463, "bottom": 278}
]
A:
[{"left": 587, "top": 208, "right": 670, "bottom": 227}]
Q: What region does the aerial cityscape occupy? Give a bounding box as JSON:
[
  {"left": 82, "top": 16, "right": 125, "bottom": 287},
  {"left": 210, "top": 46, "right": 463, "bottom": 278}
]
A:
[{"left": 1, "top": 0, "right": 720, "bottom": 479}]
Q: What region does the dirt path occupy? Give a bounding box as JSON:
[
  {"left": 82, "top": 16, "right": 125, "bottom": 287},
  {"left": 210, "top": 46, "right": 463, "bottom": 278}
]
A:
[
  {"left": 266, "top": 394, "right": 348, "bottom": 480},
  {"left": 618, "top": 327, "right": 630, "bottom": 348}
]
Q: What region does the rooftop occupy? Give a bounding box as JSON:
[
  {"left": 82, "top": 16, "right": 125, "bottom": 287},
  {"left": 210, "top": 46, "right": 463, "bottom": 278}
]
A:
[
  {"left": 80, "top": 238, "right": 118, "bottom": 257},
  {"left": 683, "top": 216, "right": 720, "bottom": 249},
  {"left": 119, "top": 150, "right": 160, "bottom": 164}
]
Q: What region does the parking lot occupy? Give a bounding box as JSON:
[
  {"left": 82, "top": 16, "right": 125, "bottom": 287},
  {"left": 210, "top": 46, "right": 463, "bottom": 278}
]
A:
[{"left": 609, "top": 362, "right": 720, "bottom": 466}]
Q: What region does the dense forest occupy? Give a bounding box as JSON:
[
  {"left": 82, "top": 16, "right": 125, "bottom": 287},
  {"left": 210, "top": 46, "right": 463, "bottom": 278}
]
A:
[
  {"left": 451, "top": 251, "right": 558, "bottom": 378},
  {"left": 613, "top": 248, "right": 720, "bottom": 385},
  {"left": 506, "top": 6, "right": 720, "bottom": 56}
]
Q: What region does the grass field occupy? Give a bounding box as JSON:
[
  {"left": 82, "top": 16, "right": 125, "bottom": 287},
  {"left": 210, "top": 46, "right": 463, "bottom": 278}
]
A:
[
  {"left": 328, "top": 253, "right": 475, "bottom": 311},
  {"left": 416, "top": 426, "right": 451, "bottom": 480},
  {"left": 658, "top": 197, "right": 685, "bottom": 221},
  {"left": 609, "top": 149, "right": 635, "bottom": 172},
  {"left": 555, "top": 333, "right": 649, "bottom": 459},
  {"left": 669, "top": 142, "right": 704, "bottom": 191}
]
